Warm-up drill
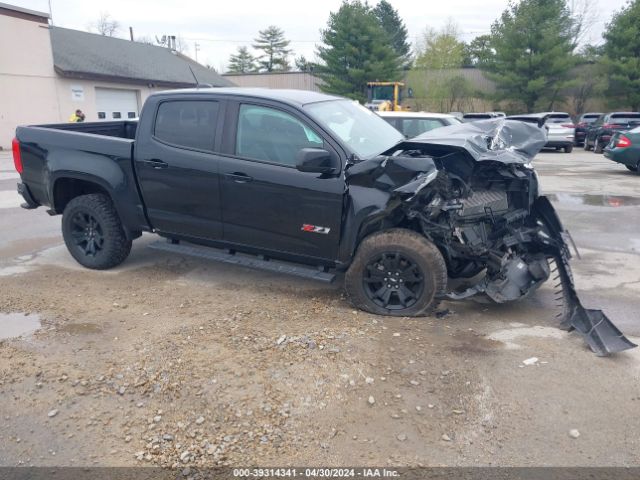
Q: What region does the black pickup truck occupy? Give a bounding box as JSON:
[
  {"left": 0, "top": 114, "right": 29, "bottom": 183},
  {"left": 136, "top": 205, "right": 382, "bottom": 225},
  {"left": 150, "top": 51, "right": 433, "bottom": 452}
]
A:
[{"left": 13, "top": 88, "right": 635, "bottom": 355}]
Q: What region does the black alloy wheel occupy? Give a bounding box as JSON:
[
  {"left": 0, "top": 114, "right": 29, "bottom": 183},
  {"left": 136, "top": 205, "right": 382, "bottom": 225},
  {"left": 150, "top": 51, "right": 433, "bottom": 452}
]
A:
[
  {"left": 70, "top": 211, "right": 105, "bottom": 257},
  {"left": 362, "top": 252, "right": 424, "bottom": 310}
]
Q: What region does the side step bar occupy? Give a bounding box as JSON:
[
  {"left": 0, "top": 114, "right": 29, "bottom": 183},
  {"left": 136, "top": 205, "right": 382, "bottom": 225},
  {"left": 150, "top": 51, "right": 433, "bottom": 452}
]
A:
[{"left": 148, "top": 240, "right": 336, "bottom": 283}]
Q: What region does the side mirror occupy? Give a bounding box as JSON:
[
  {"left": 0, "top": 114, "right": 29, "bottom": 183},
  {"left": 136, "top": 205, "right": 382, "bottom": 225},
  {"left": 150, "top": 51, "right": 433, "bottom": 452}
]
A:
[{"left": 296, "top": 148, "right": 339, "bottom": 174}]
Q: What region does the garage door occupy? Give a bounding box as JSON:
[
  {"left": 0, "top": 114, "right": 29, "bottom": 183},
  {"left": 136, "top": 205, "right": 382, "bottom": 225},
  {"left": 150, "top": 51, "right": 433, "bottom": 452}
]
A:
[{"left": 95, "top": 88, "right": 139, "bottom": 121}]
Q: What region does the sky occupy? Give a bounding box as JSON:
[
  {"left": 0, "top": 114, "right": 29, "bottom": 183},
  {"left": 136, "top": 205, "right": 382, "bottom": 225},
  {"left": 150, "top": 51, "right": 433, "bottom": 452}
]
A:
[{"left": 9, "top": 0, "right": 630, "bottom": 72}]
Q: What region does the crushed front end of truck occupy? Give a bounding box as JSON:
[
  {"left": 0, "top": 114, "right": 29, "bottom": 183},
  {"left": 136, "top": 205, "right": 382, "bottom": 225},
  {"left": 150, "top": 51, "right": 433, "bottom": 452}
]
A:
[{"left": 346, "top": 118, "right": 636, "bottom": 356}]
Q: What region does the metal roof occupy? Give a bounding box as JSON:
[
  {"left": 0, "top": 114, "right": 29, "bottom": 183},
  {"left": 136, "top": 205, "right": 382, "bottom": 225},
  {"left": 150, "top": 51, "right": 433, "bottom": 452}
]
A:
[
  {"left": 153, "top": 87, "right": 343, "bottom": 106},
  {"left": 50, "top": 27, "right": 234, "bottom": 88}
]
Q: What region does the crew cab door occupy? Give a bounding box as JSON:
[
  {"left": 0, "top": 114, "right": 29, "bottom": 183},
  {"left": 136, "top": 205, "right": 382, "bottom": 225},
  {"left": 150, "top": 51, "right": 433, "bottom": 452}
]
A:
[
  {"left": 218, "top": 101, "right": 345, "bottom": 262},
  {"left": 134, "top": 98, "right": 225, "bottom": 239}
]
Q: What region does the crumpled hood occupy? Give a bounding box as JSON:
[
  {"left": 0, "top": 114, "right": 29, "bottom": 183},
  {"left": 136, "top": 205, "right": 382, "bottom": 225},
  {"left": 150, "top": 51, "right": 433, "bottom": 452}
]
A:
[{"left": 390, "top": 118, "right": 548, "bottom": 164}]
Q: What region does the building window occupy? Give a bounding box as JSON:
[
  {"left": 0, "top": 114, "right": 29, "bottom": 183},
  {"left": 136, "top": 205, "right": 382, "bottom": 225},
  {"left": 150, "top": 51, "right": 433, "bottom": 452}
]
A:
[
  {"left": 128, "top": 112, "right": 136, "bottom": 119},
  {"left": 98, "top": 112, "right": 106, "bottom": 119},
  {"left": 113, "top": 112, "right": 122, "bottom": 119},
  {"left": 154, "top": 100, "right": 219, "bottom": 151}
]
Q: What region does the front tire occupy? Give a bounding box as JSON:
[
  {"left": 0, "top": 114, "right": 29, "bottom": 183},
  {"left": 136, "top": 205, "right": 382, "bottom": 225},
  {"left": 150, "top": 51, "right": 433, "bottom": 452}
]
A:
[
  {"left": 345, "top": 229, "right": 447, "bottom": 317},
  {"left": 584, "top": 138, "right": 592, "bottom": 151},
  {"left": 62, "top": 193, "right": 132, "bottom": 270}
]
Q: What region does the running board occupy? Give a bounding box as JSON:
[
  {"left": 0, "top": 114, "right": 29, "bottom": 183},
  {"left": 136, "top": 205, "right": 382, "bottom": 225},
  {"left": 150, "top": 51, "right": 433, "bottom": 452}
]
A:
[{"left": 148, "top": 240, "right": 336, "bottom": 283}]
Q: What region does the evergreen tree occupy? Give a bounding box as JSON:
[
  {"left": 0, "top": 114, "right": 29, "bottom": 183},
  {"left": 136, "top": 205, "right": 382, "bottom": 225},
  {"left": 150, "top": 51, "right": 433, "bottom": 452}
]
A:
[
  {"left": 253, "top": 26, "right": 292, "bottom": 72},
  {"left": 294, "top": 55, "right": 311, "bottom": 72},
  {"left": 600, "top": 0, "right": 640, "bottom": 110},
  {"left": 481, "top": 0, "right": 577, "bottom": 112},
  {"left": 464, "top": 34, "right": 493, "bottom": 66},
  {"left": 227, "top": 46, "right": 257, "bottom": 73},
  {"left": 373, "top": 0, "right": 411, "bottom": 67},
  {"left": 315, "top": 1, "right": 402, "bottom": 102}
]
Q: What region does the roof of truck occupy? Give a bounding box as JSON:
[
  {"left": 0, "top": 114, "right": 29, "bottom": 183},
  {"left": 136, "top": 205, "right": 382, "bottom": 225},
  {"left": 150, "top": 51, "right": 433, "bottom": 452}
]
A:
[{"left": 153, "top": 87, "right": 344, "bottom": 106}]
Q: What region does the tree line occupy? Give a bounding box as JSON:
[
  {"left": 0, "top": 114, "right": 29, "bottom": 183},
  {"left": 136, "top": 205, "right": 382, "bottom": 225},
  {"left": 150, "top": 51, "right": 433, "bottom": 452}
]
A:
[{"left": 228, "top": 0, "right": 639, "bottom": 113}]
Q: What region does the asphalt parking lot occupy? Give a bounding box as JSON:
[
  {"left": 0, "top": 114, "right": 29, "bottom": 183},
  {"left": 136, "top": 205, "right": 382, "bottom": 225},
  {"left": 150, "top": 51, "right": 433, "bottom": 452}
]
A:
[{"left": 0, "top": 148, "right": 639, "bottom": 468}]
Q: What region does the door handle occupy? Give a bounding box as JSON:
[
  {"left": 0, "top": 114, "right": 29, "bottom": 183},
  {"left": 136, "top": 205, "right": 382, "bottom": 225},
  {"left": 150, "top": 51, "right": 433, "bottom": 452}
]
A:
[
  {"left": 142, "top": 159, "right": 169, "bottom": 169},
  {"left": 226, "top": 172, "right": 253, "bottom": 183}
]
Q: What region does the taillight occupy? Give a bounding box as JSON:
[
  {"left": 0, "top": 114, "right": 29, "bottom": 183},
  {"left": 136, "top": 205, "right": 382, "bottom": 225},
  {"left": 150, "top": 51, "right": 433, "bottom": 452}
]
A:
[
  {"left": 602, "top": 124, "right": 621, "bottom": 129},
  {"left": 12, "top": 137, "right": 23, "bottom": 174},
  {"left": 617, "top": 135, "right": 632, "bottom": 148},
  {"left": 561, "top": 124, "right": 575, "bottom": 128},
  {"left": 576, "top": 122, "right": 587, "bottom": 128}
]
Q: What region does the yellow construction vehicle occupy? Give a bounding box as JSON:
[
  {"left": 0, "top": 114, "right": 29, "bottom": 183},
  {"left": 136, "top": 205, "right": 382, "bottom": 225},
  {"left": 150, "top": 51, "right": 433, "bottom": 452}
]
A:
[{"left": 365, "top": 81, "right": 411, "bottom": 111}]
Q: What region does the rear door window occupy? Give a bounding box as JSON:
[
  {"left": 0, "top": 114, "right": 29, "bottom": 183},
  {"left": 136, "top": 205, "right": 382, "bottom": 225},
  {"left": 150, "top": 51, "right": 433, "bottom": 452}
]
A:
[
  {"left": 235, "top": 104, "right": 324, "bottom": 167},
  {"left": 154, "top": 100, "right": 220, "bottom": 151}
]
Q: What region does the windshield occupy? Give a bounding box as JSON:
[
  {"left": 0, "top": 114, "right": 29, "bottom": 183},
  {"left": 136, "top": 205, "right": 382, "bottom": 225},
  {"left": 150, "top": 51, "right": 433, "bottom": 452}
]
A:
[
  {"left": 371, "top": 85, "right": 394, "bottom": 101},
  {"left": 581, "top": 115, "right": 600, "bottom": 123},
  {"left": 305, "top": 100, "right": 404, "bottom": 159}
]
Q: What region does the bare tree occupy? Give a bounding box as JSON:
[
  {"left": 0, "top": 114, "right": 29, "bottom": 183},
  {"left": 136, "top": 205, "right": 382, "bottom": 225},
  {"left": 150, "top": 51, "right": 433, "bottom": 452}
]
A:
[
  {"left": 135, "top": 35, "right": 156, "bottom": 45},
  {"left": 569, "top": 0, "right": 599, "bottom": 48},
  {"left": 174, "top": 36, "right": 189, "bottom": 55},
  {"left": 89, "top": 12, "right": 120, "bottom": 37}
]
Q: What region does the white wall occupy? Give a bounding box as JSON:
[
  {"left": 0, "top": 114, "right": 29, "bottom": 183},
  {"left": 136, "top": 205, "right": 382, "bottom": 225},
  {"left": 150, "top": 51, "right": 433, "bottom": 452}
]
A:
[
  {"left": 55, "top": 78, "right": 166, "bottom": 123},
  {"left": 0, "top": 11, "right": 60, "bottom": 148},
  {"left": 0, "top": 9, "right": 170, "bottom": 148}
]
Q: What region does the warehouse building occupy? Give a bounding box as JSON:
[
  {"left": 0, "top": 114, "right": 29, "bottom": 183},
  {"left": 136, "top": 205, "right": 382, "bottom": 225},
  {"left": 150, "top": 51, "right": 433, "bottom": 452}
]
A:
[{"left": 0, "top": 2, "right": 232, "bottom": 147}]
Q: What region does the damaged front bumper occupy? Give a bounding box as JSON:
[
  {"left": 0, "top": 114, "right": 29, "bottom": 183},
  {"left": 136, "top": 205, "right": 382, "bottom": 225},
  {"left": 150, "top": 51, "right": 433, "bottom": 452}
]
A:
[
  {"left": 358, "top": 118, "right": 637, "bottom": 356},
  {"left": 534, "top": 196, "right": 637, "bottom": 356}
]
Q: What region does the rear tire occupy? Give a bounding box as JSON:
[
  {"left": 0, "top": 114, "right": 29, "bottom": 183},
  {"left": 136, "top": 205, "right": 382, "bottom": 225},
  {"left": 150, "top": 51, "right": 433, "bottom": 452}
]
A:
[
  {"left": 62, "top": 193, "right": 132, "bottom": 270},
  {"left": 584, "top": 138, "right": 592, "bottom": 151},
  {"left": 564, "top": 145, "right": 573, "bottom": 153},
  {"left": 594, "top": 137, "right": 604, "bottom": 153},
  {"left": 345, "top": 229, "right": 447, "bottom": 317},
  {"left": 626, "top": 163, "right": 640, "bottom": 173}
]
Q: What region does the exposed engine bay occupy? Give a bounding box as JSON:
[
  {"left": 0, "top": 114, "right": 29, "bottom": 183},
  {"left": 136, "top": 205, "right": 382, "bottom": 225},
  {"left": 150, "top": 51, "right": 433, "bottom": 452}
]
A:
[{"left": 346, "top": 118, "right": 636, "bottom": 356}]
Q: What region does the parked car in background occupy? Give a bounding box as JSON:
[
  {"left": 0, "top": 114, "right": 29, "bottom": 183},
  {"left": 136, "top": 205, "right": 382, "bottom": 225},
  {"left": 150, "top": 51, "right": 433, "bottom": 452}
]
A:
[
  {"left": 574, "top": 112, "right": 602, "bottom": 146},
  {"left": 604, "top": 126, "right": 640, "bottom": 173},
  {"left": 584, "top": 112, "right": 640, "bottom": 153},
  {"left": 378, "top": 111, "right": 462, "bottom": 138},
  {"left": 543, "top": 112, "right": 575, "bottom": 153},
  {"left": 461, "top": 112, "right": 502, "bottom": 122}
]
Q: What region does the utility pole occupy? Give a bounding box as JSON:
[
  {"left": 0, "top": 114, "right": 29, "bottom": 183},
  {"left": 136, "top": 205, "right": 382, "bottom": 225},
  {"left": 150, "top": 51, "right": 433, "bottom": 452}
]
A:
[
  {"left": 194, "top": 42, "right": 200, "bottom": 62},
  {"left": 48, "top": 0, "right": 53, "bottom": 25}
]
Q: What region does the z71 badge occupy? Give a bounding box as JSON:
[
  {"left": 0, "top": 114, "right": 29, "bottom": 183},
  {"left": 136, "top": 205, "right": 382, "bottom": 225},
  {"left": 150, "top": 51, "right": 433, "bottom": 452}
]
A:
[{"left": 301, "top": 224, "right": 331, "bottom": 234}]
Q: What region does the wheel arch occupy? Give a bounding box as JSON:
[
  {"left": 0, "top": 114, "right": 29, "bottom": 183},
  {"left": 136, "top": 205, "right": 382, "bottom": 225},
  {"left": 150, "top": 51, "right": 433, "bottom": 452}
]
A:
[{"left": 52, "top": 173, "right": 142, "bottom": 241}]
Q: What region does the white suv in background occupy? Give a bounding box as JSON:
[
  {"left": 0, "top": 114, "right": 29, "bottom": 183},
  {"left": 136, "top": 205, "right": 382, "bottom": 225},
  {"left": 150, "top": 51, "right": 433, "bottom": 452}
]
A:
[
  {"left": 378, "top": 111, "right": 462, "bottom": 138},
  {"left": 542, "top": 112, "right": 575, "bottom": 153}
]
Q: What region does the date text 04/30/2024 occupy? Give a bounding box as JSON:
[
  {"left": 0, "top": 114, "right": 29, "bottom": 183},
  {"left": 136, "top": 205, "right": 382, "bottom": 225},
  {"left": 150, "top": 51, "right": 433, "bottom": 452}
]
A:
[{"left": 233, "top": 468, "right": 400, "bottom": 477}]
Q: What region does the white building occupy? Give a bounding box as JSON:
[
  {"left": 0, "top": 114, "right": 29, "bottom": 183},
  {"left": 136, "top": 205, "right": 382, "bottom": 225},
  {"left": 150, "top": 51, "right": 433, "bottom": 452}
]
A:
[{"left": 0, "top": 2, "right": 233, "bottom": 147}]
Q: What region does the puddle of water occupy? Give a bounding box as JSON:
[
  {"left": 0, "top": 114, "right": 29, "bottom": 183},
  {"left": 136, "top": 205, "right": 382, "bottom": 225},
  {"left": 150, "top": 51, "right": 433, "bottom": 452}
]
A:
[
  {"left": 57, "top": 323, "right": 102, "bottom": 334},
  {"left": 547, "top": 193, "right": 640, "bottom": 208},
  {"left": 0, "top": 312, "right": 41, "bottom": 340}
]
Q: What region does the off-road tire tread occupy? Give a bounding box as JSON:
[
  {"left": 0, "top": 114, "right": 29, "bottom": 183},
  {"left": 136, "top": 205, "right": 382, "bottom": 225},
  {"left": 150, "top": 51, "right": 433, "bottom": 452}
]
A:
[
  {"left": 345, "top": 229, "right": 447, "bottom": 317},
  {"left": 62, "top": 193, "right": 132, "bottom": 270}
]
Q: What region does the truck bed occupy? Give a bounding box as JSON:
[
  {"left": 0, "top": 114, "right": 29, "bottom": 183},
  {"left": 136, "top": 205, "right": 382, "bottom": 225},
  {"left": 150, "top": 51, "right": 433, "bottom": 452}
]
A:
[{"left": 33, "top": 120, "right": 138, "bottom": 139}]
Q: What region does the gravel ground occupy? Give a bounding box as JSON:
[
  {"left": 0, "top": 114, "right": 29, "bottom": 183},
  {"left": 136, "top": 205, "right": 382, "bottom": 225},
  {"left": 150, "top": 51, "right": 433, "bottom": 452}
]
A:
[{"left": 0, "top": 149, "right": 639, "bottom": 468}]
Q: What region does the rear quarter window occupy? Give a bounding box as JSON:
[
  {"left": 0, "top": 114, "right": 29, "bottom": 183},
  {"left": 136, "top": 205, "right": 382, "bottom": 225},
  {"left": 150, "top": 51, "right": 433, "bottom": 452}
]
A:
[{"left": 154, "top": 100, "right": 220, "bottom": 151}]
